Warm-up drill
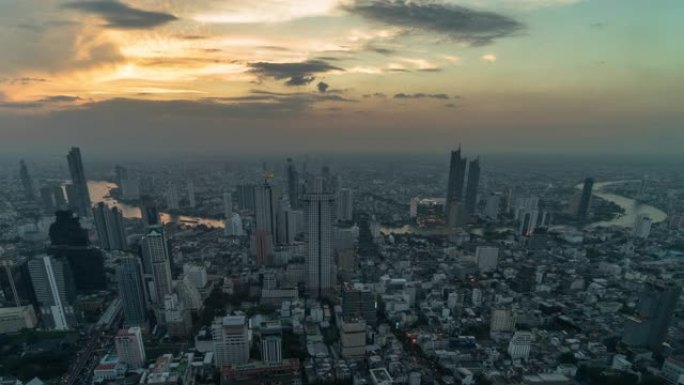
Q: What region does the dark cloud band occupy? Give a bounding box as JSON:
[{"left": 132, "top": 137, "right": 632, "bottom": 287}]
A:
[
  {"left": 346, "top": 0, "right": 523, "bottom": 46},
  {"left": 63, "top": 1, "right": 177, "bottom": 29},
  {"left": 248, "top": 60, "right": 342, "bottom": 86}
]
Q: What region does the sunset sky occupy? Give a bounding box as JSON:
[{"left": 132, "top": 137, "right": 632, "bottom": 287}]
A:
[{"left": 0, "top": 0, "right": 682, "bottom": 156}]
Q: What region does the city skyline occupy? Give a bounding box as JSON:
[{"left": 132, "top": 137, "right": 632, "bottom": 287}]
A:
[{"left": 0, "top": 0, "right": 682, "bottom": 156}]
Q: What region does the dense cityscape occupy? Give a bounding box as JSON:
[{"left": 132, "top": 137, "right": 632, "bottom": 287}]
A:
[
  {"left": 0, "top": 0, "right": 682, "bottom": 384},
  {"left": 0, "top": 148, "right": 683, "bottom": 385}
]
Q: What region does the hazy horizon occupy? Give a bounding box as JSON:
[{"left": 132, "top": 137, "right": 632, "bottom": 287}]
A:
[{"left": 1, "top": 0, "right": 682, "bottom": 154}]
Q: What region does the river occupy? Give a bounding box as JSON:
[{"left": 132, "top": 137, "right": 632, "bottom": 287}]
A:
[
  {"left": 586, "top": 180, "right": 667, "bottom": 228},
  {"left": 88, "top": 179, "right": 666, "bottom": 232},
  {"left": 380, "top": 180, "right": 668, "bottom": 234},
  {"left": 87, "top": 181, "right": 225, "bottom": 228}
]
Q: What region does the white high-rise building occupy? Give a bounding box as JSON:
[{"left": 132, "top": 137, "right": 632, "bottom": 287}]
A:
[
  {"left": 225, "top": 213, "right": 244, "bottom": 237},
  {"left": 337, "top": 188, "right": 353, "bottom": 222},
  {"left": 115, "top": 326, "right": 146, "bottom": 369},
  {"left": 213, "top": 315, "right": 250, "bottom": 367},
  {"left": 409, "top": 197, "right": 419, "bottom": 218},
  {"left": 141, "top": 226, "right": 172, "bottom": 304},
  {"left": 508, "top": 331, "right": 532, "bottom": 360},
  {"left": 476, "top": 246, "right": 499, "bottom": 273},
  {"left": 27, "top": 255, "right": 76, "bottom": 330},
  {"left": 304, "top": 177, "right": 336, "bottom": 299},
  {"left": 634, "top": 214, "right": 652, "bottom": 239},
  {"left": 260, "top": 321, "right": 283, "bottom": 364},
  {"left": 183, "top": 264, "right": 208, "bottom": 289}
]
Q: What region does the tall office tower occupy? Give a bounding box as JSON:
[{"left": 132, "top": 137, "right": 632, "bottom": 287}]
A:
[
  {"left": 92, "top": 202, "right": 127, "bottom": 250},
  {"left": 166, "top": 183, "right": 180, "bottom": 210},
  {"left": 116, "top": 256, "right": 147, "bottom": 327},
  {"left": 115, "top": 327, "right": 146, "bottom": 369},
  {"left": 236, "top": 184, "right": 256, "bottom": 212},
  {"left": 53, "top": 185, "right": 67, "bottom": 209},
  {"left": 286, "top": 158, "right": 299, "bottom": 209},
  {"left": 115, "top": 165, "right": 129, "bottom": 186},
  {"left": 19, "top": 160, "right": 35, "bottom": 201},
  {"left": 140, "top": 195, "right": 160, "bottom": 226},
  {"left": 40, "top": 186, "right": 55, "bottom": 213},
  {"left": 212, "top": 315, "right": 250, "bottom": 367},
  {"left": 254, "top": 181, "right": 278, "bottom": 265},
  {"left": 115, "top": 164, "right": 139, "bottom": 199},
  {"left": 634, "top": 214, "right": 653, "bottom": 239},
  {"left": 484, "top": 193, "right": 501, "bottom": 221},
  {"left": 336, "top": 188, "right": 354, "bottom": 223},
  {"left": 66, "top": 147, "right": 92, "bottom": 218},
  {"left": 48, "top": 210, "right": 106, "bottom": 292},
  {"left": 576, "top": 177, "right": 594, "bottom": 220},
  {"left": 261, "top": 321, "right": 283, "bottom": 364},
  {"left": 141, "top": 226, "right": 172, "bottom": 304},
  {"left": 225, "top": 213, "right": 244, "bottom": 237},
  {"left": 445, "top": 148, "right": 468, "bottom": 227},
  {"left": 342, "top": 282, "right": 377, "bottom": 326},
  {"left": 187, "top": 181, "right": 196, "bottom": 208},
  {"left": 176, "top": 276, "right": 202, "bottom": 311},
  {"left": 27, "top": 255, "right": 77, "bottom": 330},
  {"left": 0, "top": 257, "right": 37, "bottom": 307},
  {"left": 464, "top": 158, "right": 481, "bottom": 215},
  {"left": 623, "top": 282, "right": 681, "bottom": 351},
  {"left": 223, "top": 190, "right": 233, "bottom": 219},
  {"left": 304, "top": 177, "right": 336, "bottom": 299},
  {"left": 276, "top": 197, "right": 297, "bottom": 245},
  {"left": 163, "top": 293, "right": 192, "bottom": 337},
  {"left": 476, "top": 246, "right": 499, "bottom": 273},
  {"left": 507, "top": 331, "right": 532, "bottom": 361}
]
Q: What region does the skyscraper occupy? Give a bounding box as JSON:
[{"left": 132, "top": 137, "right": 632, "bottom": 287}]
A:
[
  {"left": 261, "top": 321, "right": 283, "bottom": 364},
  {"left": 19, "top": 160, "right": 35, "bottom": 201},
  {"left": 276, "top": 196, "right": 297, "bottom": 245},
  {"left": 445, "top": 148, "right": 468, "bottom": 228},
  {"left": 48, "top": 210, "right": 106, "bottom": 292},
  {"left": 286, "top": 158, "right": 299, "bottom": 209},
  {"left": 140, "top": 195, "right": 160, "bottom": 227},
  {"left": 236, "top": 184, "right": 256, "bottom": 212},
  {"left": 576, "top": 177, "right": 594, "bottom": 220},
  {"left": 141, "top": 226, "right": 172, "bottom": 304},
  {"left": 27, "top": 255, "right": 77, "bottom": 330},
  {"left": 254, "top": 181, "right": 278, "bottom": 265},
  {"left": 304, "top": 177, "right": 336, "bottom": 299},
  {"left": 623, "top": 282, "right": 681, "bottom": 351},
  {"left": 0, "top": 257, "right": 36, "bottom": 307},
  {"left": 213, "top": 315, "right": 250, "bottom": 367},
  {"left": 342, "top": 282, "right": 377, "bottom": 326},
  {"left": 115, "top": 327, "right": 146, "bottom": 369},
  {"left": 223, "top": 189, "right": 233, "bottom": 219},
  {"left": 93, "top": 202, "right": 127, "bottom": 251},
  {"left": 66, "top": 147, "right": 92, "bottom": 218},
  {"left": 337, "top": 188, "right": 354, "bottom": 222},
  {"left": 464, "top": 158, "right": 481, "bottom": 215},
  {"left": 116, "top": 256, "right": 147, "bottom": 327}
]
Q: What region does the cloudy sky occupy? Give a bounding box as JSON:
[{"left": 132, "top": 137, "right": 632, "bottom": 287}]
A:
[{"left": 0, "top": 0, "right": 682, "bottom": 156}]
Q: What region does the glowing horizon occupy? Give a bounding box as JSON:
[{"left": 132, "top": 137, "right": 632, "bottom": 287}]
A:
[{"left": 0, "top": 0, "right": 682, "bottom": 155}]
